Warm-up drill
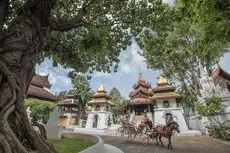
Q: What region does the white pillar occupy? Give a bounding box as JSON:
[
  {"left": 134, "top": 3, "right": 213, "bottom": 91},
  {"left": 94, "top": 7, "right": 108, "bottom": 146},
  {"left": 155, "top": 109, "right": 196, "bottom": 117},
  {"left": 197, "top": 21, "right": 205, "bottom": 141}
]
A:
[{"left": 66, "top": 113, "right": 72, "bottom": 128}]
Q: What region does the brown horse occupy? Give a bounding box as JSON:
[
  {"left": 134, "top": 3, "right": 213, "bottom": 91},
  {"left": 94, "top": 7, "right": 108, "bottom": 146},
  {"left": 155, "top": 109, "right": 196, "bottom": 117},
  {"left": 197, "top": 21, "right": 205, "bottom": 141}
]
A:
[{"left": 154, "top": 121, "right": 180, "bottom": 149}]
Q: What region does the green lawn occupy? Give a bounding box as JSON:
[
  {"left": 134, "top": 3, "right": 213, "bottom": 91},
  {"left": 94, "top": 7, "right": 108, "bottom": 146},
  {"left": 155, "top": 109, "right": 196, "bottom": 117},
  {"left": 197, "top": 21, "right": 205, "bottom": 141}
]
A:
[{"left": 49, "top": 138, "right": 94, "bottom": 153}]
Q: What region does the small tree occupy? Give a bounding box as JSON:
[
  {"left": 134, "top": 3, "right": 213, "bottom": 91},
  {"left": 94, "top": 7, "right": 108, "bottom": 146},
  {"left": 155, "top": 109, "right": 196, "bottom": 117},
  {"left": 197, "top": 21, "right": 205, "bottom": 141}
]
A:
[
  {"left": 109, "top": 87, "right": 126, "bottom": 121},
  {"left": 196, "top": 96, "right": 230, "bottom": 140},
  {"left": 70, "top": 74, "right": 93, "bottom": 123},
  {"left": 26, "top": 98, "right": 56, "bottom": 124}
]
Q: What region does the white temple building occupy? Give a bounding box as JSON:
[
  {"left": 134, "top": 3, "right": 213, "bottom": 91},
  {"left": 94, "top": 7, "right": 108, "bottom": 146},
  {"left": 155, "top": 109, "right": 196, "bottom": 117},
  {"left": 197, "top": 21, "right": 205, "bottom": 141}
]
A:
[
  {"left": 189, "top": 65, "right": 230, "bottom": 133},
  {"left": 85, "top": 83, "right": 114, "bottom": 129},
  {"left": 152, "top": 75, "right": 188, "bottom": 131}
]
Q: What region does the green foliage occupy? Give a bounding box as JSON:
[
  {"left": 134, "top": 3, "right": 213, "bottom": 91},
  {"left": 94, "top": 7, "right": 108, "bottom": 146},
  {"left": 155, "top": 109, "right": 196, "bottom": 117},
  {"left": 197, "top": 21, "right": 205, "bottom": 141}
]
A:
[
  {"left": 70, "top": 74, "right": 93, "bottom": 102},
  {"left": 47, "top": 0, "right": 153, "bottom": 74},
  {"left": 4, "top": 0, "right": 155, "bottom": 75},
  {"left": 195, "top": 96, "right": 223, "bottom": 117},
  {"left": 25, "top": 98, "right": 56, "bottom": 124},
  {"left": 49, "top": 138, "right": 94, "bottom": 153},
  {"left": 70, "top": 74, "right": 94, "bottom": 120},
  {"left": 206, "top": 120, "right": 230, "bottom": 140},
  {"left": 109, "top": 87, "right": 126, "bottom": 118},
  {"left": 195, "top": 96, "right": 230, "bottom": 140},
  {"left": 135, "top": 1, "right": 230, "bottom": 101}
]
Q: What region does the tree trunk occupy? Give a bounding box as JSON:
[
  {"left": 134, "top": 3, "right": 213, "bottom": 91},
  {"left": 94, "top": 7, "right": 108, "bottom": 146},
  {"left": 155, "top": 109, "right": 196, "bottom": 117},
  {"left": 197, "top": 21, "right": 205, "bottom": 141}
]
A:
[{"left": 0, "top": 2, "right": 57, "bottom": 153}]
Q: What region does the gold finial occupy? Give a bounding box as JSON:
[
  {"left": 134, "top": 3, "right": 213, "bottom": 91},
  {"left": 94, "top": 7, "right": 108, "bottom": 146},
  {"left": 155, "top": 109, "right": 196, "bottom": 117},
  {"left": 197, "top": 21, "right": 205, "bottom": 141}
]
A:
[
  {"left": 97, "top": 83, "right": 106, "bottom": 92},
  {"left": 158, "top": 75, "right": 167, "bottom": 84}
]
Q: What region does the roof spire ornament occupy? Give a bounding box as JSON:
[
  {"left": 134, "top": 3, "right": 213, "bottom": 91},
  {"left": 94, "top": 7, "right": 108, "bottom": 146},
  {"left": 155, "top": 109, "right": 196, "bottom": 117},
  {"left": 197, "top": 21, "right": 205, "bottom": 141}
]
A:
[
  {"left": 157, "top": 74, "right": 167, "bottom": 84},
  {"left": 97, "top": 82, "right": 106, "bottom": 92},
  {"left": 139, "top": 66, "right": 142, "bottom": 75}
]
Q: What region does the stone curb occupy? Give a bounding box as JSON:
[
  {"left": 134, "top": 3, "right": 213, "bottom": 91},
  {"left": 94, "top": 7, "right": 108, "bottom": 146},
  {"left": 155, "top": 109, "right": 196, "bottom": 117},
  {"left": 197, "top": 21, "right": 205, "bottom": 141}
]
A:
[
  {"left": 79, "top": 135, "right": 104, "bottom": 153},
  {"left": 212, "top": 138, "right": 230, "bottom": 146}
]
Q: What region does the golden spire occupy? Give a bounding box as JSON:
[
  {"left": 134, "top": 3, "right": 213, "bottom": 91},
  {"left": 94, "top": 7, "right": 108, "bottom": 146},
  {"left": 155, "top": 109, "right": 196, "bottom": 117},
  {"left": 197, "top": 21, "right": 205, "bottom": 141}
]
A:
[
  {"left": 97, "top": 83, "right": 106, "bottom": 92},
  {"left": 158, "top": 75, "right": 167, "bottom": 84}
]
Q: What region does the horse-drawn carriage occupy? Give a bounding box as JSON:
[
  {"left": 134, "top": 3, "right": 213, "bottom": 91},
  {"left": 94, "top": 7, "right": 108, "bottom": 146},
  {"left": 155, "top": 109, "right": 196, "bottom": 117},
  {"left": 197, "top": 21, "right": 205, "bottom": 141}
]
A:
[{"left": 116, "top": 115, "right": 180, "bottom": 149}]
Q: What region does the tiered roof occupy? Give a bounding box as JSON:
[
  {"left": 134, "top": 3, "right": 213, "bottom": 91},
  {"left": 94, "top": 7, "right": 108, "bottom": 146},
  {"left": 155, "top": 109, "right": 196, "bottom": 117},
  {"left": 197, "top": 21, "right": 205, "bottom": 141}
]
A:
[
  {"left": 151, "top": 75, "right": 182, "bottom": 101},
  {"left": 27, "top": 74, "right": 58, "bottom": 101},
  {"left": 129, "top": 72, "right": 152, "bottom": 105},
  {"left": 88, "top": 84, "right": 113, "bottom": 105},
  {"left": 57, "top": 90, "right": 79, "bottom": 107}
]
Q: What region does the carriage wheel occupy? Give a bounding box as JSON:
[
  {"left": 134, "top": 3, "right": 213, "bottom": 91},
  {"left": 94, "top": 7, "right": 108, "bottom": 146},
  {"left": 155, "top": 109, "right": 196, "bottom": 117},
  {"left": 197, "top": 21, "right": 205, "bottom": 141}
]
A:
[
  {"left": 140, "top": 126, "right": 151, "bottom": 145},
  {"left": 116, "top": 127, "right": 129, "bottom": 143},
  {"left": 127, "top": 129, "right": 136, "bottom": 142},
  {"left": 116, "top": 127, "right": 123, "bottom": 137}
]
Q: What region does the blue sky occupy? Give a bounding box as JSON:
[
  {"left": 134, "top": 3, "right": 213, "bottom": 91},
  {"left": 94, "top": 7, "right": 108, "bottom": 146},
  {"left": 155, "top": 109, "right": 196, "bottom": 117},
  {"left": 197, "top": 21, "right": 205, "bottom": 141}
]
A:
[{"left": 36, "top": 36, "right": 230, "bottom": 99}]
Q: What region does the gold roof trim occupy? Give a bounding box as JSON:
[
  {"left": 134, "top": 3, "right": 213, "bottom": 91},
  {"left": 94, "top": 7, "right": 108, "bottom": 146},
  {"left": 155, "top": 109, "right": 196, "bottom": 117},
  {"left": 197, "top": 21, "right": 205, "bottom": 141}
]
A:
[{"left": 151, "top": 92, "right": 182, "bottom": 99}]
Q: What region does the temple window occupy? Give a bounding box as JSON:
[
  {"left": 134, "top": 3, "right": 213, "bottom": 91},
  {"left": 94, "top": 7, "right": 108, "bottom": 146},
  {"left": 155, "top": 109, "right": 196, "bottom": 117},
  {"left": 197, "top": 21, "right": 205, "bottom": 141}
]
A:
[
  {"left": 163, "top": 101, "right": 169, "bottom": 108},
  {"left": 176, "top": 101, "right": 180, "bottom": 107},
  {"left": 95, "top": 105, "right": 100, "bottom": 111}
]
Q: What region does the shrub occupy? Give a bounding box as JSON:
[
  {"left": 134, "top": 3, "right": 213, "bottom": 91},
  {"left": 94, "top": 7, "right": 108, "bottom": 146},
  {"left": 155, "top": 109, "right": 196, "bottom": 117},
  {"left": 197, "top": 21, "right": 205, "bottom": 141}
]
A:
[
  {"left": 26, "top": 98, "right": 56, "bottom": 124},
  {"left": 206, "top": 120, "right": 230, "bottom": 140}
]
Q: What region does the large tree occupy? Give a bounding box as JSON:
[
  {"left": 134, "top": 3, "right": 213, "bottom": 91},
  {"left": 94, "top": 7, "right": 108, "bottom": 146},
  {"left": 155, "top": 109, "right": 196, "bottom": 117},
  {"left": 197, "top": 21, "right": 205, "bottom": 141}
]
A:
[
  {"left": 0, "top": 0, "right": 155, "bottom": 152},
  {"left": 136, "top": 0, "right": 230, "bottom": 102}
]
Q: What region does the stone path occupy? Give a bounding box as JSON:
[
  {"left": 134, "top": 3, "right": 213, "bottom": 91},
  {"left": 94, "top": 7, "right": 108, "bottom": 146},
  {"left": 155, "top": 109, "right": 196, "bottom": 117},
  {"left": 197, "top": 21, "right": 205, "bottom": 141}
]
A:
[{"left": 101, "top": 136, "right": 230, "bottom": 153}]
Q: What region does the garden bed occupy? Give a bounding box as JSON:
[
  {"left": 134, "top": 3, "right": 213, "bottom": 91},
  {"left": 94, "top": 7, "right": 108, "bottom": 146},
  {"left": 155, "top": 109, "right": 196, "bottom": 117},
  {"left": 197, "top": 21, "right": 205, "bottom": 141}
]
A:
[{"left": 50, "top": 137, "right": 94, "bottom": 153}]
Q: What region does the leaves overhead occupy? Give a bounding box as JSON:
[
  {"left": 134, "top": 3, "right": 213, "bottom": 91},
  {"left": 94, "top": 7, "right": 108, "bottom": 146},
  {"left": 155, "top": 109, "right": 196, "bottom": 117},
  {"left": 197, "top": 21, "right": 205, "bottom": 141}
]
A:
[
  {"left": 135, "top": 0, "right": 230, "bottom": 101},
  {"left": 69, "top": 73, "right": 93, "bottom": 102},
  {"left": 47, "top": 0, "right": 153, "bottom": 74}
]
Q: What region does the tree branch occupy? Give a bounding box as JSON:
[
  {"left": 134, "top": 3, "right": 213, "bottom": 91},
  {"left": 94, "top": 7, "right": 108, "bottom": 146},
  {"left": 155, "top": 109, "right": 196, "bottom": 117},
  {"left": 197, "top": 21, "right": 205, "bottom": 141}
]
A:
[
  {"left": 25, "top": 0, "right": 41, "bottom": 9},
  {"left": 0, "top": 0, "right": 9, "bottom": 33},
  {"left": 51, "top": 7, "right": 87, "bottom": 31}
]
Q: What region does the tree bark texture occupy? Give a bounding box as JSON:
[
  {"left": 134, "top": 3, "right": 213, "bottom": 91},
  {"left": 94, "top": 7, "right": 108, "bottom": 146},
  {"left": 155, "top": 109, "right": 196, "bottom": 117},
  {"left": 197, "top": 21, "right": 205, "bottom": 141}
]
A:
[{"left": 0, "top": 0, "right": 58, "bottom": 153}]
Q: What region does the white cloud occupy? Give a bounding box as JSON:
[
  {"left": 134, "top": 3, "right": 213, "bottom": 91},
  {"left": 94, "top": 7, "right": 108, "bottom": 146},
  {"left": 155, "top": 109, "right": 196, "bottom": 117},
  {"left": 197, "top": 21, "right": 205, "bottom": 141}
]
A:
[
  {"left": 36, "top": 59, "right": 72, "bottom": 94},
  {"left": 118, "top": 37, "right": 146, "bottom": 74}
]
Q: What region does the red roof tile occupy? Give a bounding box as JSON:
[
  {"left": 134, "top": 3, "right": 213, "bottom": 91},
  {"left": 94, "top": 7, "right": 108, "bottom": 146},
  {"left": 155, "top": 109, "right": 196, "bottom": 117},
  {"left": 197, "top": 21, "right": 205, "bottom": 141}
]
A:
[{"left": 129, "top": 98, "right": 152, "bottom": 105}]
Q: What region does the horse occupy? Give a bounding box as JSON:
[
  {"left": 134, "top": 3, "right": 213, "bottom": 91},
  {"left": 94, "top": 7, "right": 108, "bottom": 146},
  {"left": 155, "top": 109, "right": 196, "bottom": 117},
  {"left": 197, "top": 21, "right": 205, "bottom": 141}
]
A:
[{"left": 154, "top": 121, "right": 180, "bottom": 149}]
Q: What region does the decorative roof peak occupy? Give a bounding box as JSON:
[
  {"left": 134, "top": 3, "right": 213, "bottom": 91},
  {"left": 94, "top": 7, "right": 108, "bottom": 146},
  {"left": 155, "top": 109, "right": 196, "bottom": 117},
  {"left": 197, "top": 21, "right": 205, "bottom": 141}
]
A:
[
  {"left": 97, "top": 83, "right": 106, "bottom": 92},
  {"left": 138, "top": 67, "right": 145, "bottom": 82},
  {"left": 139, "top": 66, "right": 142, "bottom": 75},
  {"left": 158, "top": 75, "right": 167, "bottom": 84}
]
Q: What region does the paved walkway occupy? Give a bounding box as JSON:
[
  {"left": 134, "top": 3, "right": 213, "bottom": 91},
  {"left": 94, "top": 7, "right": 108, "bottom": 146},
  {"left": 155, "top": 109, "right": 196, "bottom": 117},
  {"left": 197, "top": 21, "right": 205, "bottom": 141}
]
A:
[{"left": 101, "top": 136, "right": 230, "bottom": 153}]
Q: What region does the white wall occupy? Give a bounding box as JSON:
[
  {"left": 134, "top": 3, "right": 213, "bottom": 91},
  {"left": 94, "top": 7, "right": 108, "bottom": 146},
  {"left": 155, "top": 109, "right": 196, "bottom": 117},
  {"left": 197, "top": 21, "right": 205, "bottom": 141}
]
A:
[
  {"left": 92, "top": 103, "right": 110, "bottom": 112},
  {"left": 154, "top": 108, "right": 188, "bottom": 131},
  {"left": 156, "top": 99, "right": 177, "bottom": 108},
  {"left": 86, "top": 112, "right": 113, "bottom": 129}
]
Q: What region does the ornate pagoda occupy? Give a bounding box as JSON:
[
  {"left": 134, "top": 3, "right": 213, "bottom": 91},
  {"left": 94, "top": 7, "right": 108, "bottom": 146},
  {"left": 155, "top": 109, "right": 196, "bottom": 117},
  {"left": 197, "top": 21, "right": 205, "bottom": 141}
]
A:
[
  {"left": 128, "top": 70, "right": 153, "bottom": 115},
  {"left": 85, "top": 83, "right": 113, "bottom": 129},
  {"left": 151, "top": 75, "right": 188, "bottom": 130},
  {"left": 57, "top": 90, "right": 79, "bottom": 128},
  {"left": 27, "top": 74, "right": 58, "bottom": 101}
]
